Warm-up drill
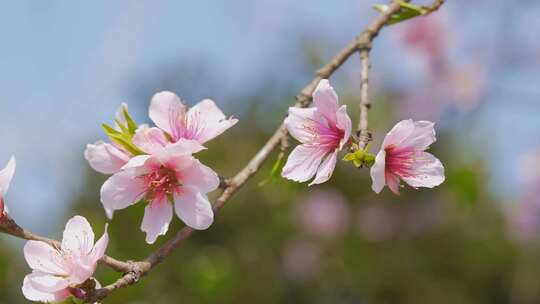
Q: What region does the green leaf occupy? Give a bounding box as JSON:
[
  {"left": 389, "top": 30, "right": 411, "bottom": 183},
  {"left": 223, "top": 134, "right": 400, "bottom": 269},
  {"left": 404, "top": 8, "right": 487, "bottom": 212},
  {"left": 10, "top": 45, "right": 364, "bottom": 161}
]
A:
[
  {"left": 343, "top": 147, "right": 376, "bottom": 168},
  {"left": 122, "top": 107, "right": 138, "bottom": 134},
  {"left": 114, "top": 118, "right": 130, "bottom": 135},
  {"left": 258, "top": 153, "right": 285, "bottom": 186},
  {"left": 373, "top": 1, "right": 428, "bottom": 25},
  {"left": 101, "top": 123, "right": 145, "bottom": 156}
]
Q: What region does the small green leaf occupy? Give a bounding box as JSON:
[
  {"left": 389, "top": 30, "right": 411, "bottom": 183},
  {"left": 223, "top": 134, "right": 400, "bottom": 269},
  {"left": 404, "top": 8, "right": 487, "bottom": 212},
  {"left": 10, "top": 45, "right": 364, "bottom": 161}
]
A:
[
  {"left": 343, "top": 147, "right": 376, "bottom": 168},
  {"left": 259, "top": 153, "right": 286, "bottom": 186},
  {"left": 373, "top": 1, "right": 428, "bottom": 25},
  {"left": 102, "top": 123, "right": 122, "bottom": 137},
  {"left": 114, "top": 118, "right": 130, "bottom": 135},
  {"left": 102, "top": 123, "right": 145, "bottom": 156},
  {"left": 343, "top": 153, "right": 357, "bottom": 162},
  {"left": 122, "top": 107, "right": 138, "bottom": 134}
]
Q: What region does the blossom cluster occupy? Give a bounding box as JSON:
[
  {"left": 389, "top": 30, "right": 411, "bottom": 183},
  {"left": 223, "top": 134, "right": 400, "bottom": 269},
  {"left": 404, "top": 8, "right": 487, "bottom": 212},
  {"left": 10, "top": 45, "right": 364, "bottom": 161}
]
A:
[
  {"left": 0, "top": 79, "right": 445, "bottom": 303},
  {"left": 282, "top": 79, "right": 445, "bottom": 194}
]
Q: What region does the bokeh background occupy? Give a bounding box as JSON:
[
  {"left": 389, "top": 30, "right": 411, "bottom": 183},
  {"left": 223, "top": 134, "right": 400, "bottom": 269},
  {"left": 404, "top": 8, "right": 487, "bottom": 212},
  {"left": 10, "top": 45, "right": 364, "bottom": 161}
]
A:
[{"left": 1, "top": 0, "right": 540, "bottom": 303}]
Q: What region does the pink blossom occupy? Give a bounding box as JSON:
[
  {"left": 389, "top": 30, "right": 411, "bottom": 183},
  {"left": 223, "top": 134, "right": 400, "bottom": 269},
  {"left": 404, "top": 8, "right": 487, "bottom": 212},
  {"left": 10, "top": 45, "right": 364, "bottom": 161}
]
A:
[
  {"left": 149, "top": 91, "right": 238, "bottom": 145},
  {"left": 371, "top": 119, "right": 445, "bottom": 194},
  {"left": 22, "top": 216, "right": 108, "bottom": 303},
  {"left": 297, "top": 190, "right": 349, "bottom": 239},
  {"left": 100, "top": 138, "right": 220, "bottom": 244},
  {"left": 282, "top": 79, "right": 351, "bottom": 185},
  {"left": 84, "top": 103, "right": 132, "bottom": 174},
  {"left": 0, "top": 156, "right": 16, "bottom": 217}
]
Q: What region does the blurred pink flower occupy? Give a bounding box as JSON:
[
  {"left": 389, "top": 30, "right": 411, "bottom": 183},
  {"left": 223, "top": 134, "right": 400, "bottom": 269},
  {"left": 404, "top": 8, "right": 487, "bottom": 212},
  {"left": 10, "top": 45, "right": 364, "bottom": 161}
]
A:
[
  {"left": 282, "top": 79, "right": 352, "bottom": 185},
  {"left": 0, "top": 156, "right": 16, "bottom": 217},
  {"left": 100, "top": 138, "right": 219, "bottom": 244},
  {"left": 371, "top": 119, "right": 445, "bottom": 195},
  {"left": 149, "top": 91, "right": 238, "bottom": 145},
  {"left": 22, "top": 216, "right": 108, "bottom": 303},
  {"left": 282, "top": 238, "right": 322, "bottom": 281},
  {"left": 84, "top": 103, "right": 132, "bottom": 174},
  {"left": 357, "top": 205, "right": 395, "bottom": 242},
  {"left": 297, "top": 190, "right": 349, "bottom": 239}
]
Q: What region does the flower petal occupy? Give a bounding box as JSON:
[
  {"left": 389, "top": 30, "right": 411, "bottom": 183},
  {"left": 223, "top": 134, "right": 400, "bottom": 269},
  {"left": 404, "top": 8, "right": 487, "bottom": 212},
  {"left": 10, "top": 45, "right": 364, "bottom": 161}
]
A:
[
  {"left": 282, "top": 145, "right": 326, "bottom": 183},
  {"left": 370, "top": 150, "right": 386, "bottom": 194},
  {"left": 284, "top": 107, "right": 318, "bottom": 143},
  {"left": 85, "top": 141, "right": 130, "bottom": 174},
  {"left": 25, "top": 272, "right": 70, "bottom": 293},
  {"left": 22, "top": 274, "right": 70, "bottom": 303},
  {"left": 181, "top": 159, "right": 220, "bottom": 193},
  {"left": 313, "top": 79, "right": 339, "bottom": 125},
  {"left": 132, "top": 125, "right": 169, "bottom": 154},
  {"left": 400, "top": 120, "right": 436, "bottom": 150},
  {"left": 381, "top": 119, "right": 415, "bottom": 148},
  {"left": 24, "top": 241, "right": 68, "bottom": 275},
  {"left": 90, "top": 224, "right": 109, "bottom": 264},
  {"left": 386, "top": 172, "right": 401, "bottom": 195},
  {"left": 163, "top": 138, "right": 206, "bottom": 156},
  {"left": 310, "top": 150, "right": 338, "bottom": 186},
  {"left": 61, "top": 216, "right": 95, "bottom": 256},
  {"left": 141, "top": 197, "right": 173, "bottom": 244},
  {"left": 174, "top": 186, "right": 214, "bottom": 230},
  {"left": 336, "top": 105, "right": 352, "bottom": 149},
  {"left": 186, "top": 99, "right": 238, "bottom": 144},
  {"left": 100, "top": 171, "right": 146, "bottom": 212},
  {"left": 401, "top": 152, "right": 445, "bottom": 188},
  {"left": 0, "top": 156, "right": 16, "bottom": 197},
  {"left": 149, "top": 91, "right": 186, "bottom": 136}
]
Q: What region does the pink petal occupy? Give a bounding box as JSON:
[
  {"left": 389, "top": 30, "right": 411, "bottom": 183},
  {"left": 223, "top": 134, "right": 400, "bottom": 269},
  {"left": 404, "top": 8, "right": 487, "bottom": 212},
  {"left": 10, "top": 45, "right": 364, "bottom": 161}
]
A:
[
  {"left": 132, "top": 125, "right": 168, "bottom": 154},
  {"left": 381, "top": 119, "right": 415, "bottom": 148},
  {"left": 173, "top": 186, "right": 214, "bottom": 230},
  {"left": 282, "top": 145, "right": 326, "bottom": 183},
  {"left": 400, "top": 120, "right": 436, "bottom": 150},
  {"left": 141, "top": 197, "right": 173, "bottom": 244},
  {"left": 0, "top": 156, "right": 15, "bottom": 197},
  {"left": 313, "top": 79, "right": 339, "bottom": 125},
  {"left": 61, "top": 216, "right": 95, "bottom": 256},
  {"left": 310, "top": 150, "right": 338, "bottom": 186},
  {"left": 100, "top": 171, "right": 146, "bottom": 212},
  {"left": 24, "top": 241, "right": 68, "bottom": 275},
  {"left": 370, "top": 150, "right": 387, "bottom": 194},
  {"left": 284, "top": 107, "right": 318, "bottom": 144},
  {"left": 22, "top": 274, "right": 70, "bottom": 303},
  {"left": 84, "top": 141, "right": 130, "bottom": 174},
  {"left": 161, "top": 138, "right": 206, "bottom": 156},
  {"left": 386, "top": 172, "right": 401, "bottom": 195},
  {"left": 90, "top": 224, "right": 109, "bottom": 264},
  {"left": 114, "top": 102, "right": 129, "bottom": 130},
  {"left": 401, "top": 152, "right": 445, "bottom": 188},
  {"left": 181, "top": 158, "right": 220, "bottom": 193},
  {"left": 25, "top": 272, "right": 70, "bottom": 293},
  {"left": 121, "top": 155, "right": 152, "bottom": 171},
  {"left": 149, "top": 91, "right": 186, "bottom": 136},
  {"left": 186, "top": 99, "right": 238, "bottom": 144},
  {"left": 335, "top": 105, "right": 352, "bottom": 149}
]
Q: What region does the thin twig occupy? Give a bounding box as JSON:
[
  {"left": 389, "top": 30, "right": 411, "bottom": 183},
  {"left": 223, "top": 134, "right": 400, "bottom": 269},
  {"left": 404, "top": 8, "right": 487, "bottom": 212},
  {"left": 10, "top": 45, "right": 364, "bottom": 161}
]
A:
[{"left": 357, "top": 48, "right": 372, "bottom": 149}]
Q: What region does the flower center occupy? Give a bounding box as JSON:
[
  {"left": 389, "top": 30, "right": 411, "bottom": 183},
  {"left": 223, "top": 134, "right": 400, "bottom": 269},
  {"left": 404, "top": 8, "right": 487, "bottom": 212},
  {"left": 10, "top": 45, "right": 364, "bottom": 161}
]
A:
[
  {"left": 304, "top": 117, "right": 344, "bottom": 148},
  {"left": 143, "top": 167, "right": 180, "bottom": 201},
  {"left": 385, "top": 145, "right": 418, "bottom": 178}
]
